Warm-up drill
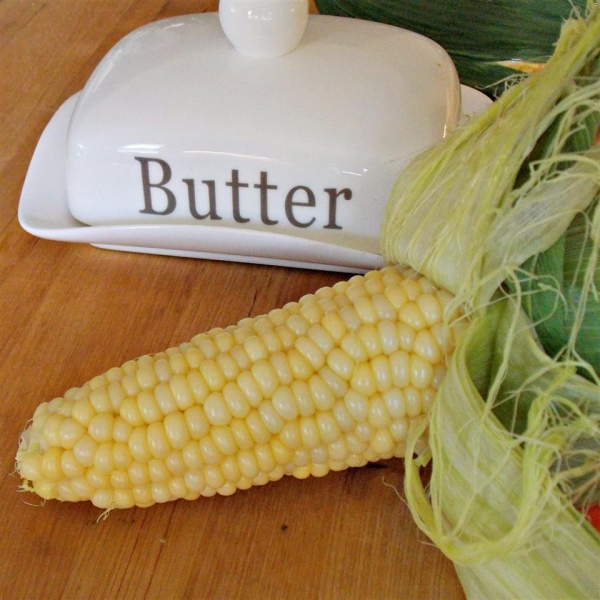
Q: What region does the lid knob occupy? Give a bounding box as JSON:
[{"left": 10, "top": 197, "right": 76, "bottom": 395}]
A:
[{"left": 219, "top": 0, "right": 309, "bottom": 58}]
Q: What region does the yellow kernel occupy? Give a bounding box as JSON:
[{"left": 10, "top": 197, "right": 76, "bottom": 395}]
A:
[
  {"left": 121, "top": 373, "right": 141, "bottom": 397},
  {"left": 292, "top": 465, "right": 312, "bottom": 479},
  {"left": 299, "top": 417, "right": 321, "bottom": 450},
  {"left": 358, "top": 325, "right": 382, "bottom": 358},
  {"left": 221, "top": 456, "right": 242, "bottom": 484},
  {"left": 292, "top": 448, "right": 311, "bottom": 468},
  {"left": 94, "top": 442, "right": 115, "bottom": 474},
  {"left": 171, "top": 372, "right": 199, "bottom": 408},
  {"left": 332, "top": 400, "right": 355, "bottom": 432},
  {"left": 372, "top": 294, "right": 396, "bottom": 320},
  {"left": 390, "top": 419, "right": 408, "bottom": 443},
  {"left": 153, "top": 358, "right": 174, "bottom": 382},
  {"left": 199, "top": 359, "right": 226, "bottom": 392},
  {"left": 184, "top": 405, "right": 210, "bottom": 440},
  {"left": 405, "top": 387, "right": 423, "bottom": 417},
  {"left": 58, "top": 418, "right": 86, "bottom": 449},
  {"left": 42, "top": 413, "right": 65, "bottom": 448},
  {"left": 271, "top": 386, "right": 299, "bottom": 421},
  {"left": 279, "top": 420, "right": 303, "bottom": 449},
  {"left": 274, "top": 325, "right": 296, "bottom": 350},
  {"left": 128, "top": 426, "right": 151, "bottom": 462},
  {"left": 132, "top": 485, "right": 153, "bottom": 507},
  {"left": 238, "top": 450, "right": 260, "bottom": 479},
  {"left": 71, "top": 477, "right": 94, "bottom": 500},
  {"left": 128, "top": 461, "right": 150, "bottom": 485},
  {"left": 181, "top": 442, "right": 204, "bottom": 470},
  {"left": 107, "top": 382, "right": 126, "bottom": 411},
  {"left": 154, "top": 382, "right": 178, "bottom": 415},
  {"left": 270, "top": 438, "right": 293, "bottom": 465},
  {"left": 203, "top": 393, "right": 232, "bottom": 426},
  {"left": 378, "top": 320, "right": 400, "bottom": 355},
  {"left": 237, "top": 371, "right": 263, "bottom": 407},
  {"left": 316, "top": 412, "right": 341, "bottom": 444},
  {"left": 112, "top": 417, "right": 133, "bottom": 444},
  {"left": 222, "top": 382, "right": 251, "bottom": 419},
  {"left": 88, "top": 413, "right": 114, "bottom": 444},
  {"left": 344, "top": 389, "right": 369, "bottom": 422},
  {"left": 137, "top": 390, "right": 163, "bottom": 424},
  {"left": 151, "top": 483, "right": 172, "bottom": 504},
  {"left": 92, "top": 489, "right": 113, "bottom": 509},
  {"left": 73, "top": 434, "right": 98, "bottom": 468},
  {"left": 61, "top": 450, "right": 85, "bottom": 478},
  {"left": 148, "top": 459, "right": 170, "bottom": 483},
  {"left": 346, "top": 281, "right": 367, "bottom": 303},
  {"left": 215, "top": 353, "right": 240, "bottom": 381},
  {"left": 147, "top": 421, "right": 172, "bottom": 459},
  {"left": 310, "top": 444, "right": 329, "bottom": 464},
  {"left": 321, "top": 312, "right": 347, "bottom": 342},
  {"left": 414, "top": 330, "right": 443, "bottom": 364},
  {"left": 311, "top": 463, "right": 330, "bottom": 478},
  {"left": 40, "top": 447, "right": 64, "bottom": 481},
  {"left": 246, "top": 409, "right": 271, "bottom": 444},
  {"left": 244, "top": 335, "right": 269, "bottom": 362},
  {"left": 371, "top": 355, "right": 392, "bottom": 392},
  {"left": 287, "top": 348, "right": 314, "bottom": 380},
  {"left": 401, "top": 276, "right": 422, "bottom": 300},
  {"left": 416, "top": 293, "right": 443, "bottom": 325},
  {"left": 113, "top": 489, "right": 136, "bottom": 509},
  {"left": 370, "top": 429, "right": 395, "bottom": 457},
  {"left": 345, "top": 433, "right": 368, "bottom": 455},
  {"left": 255, "top": 444, "right": 276, "bottom": 473},
  {"left": 199, "top": 436, "right": 223, "bottom": 465},
  {"left": 136, "top": 366, "right": 158, "bottom": 390},
  {"left": 165, "top": 450, "right": 186, "bottom": 475},
  {"left": 211, "top": 426, "right": 238, "bottom": 456},
  {"left": 382, "top": 389, "right": 407, "bottom": 419},
  {"left": 269, "top": 352, "right": 293, "bottom": 385},
  {"left": 291, "top": 380, "right": 315, "bottom": 417},
  {"left": 122, "top": 360, "right": 138, "bottom": 375},
  {"left": 287, "top": 314, "right": 309, "bottom": 336},
  {"left": 184, "top": 471, "right": 206, "bottom": 494},
  {"left": 251, "top": 360, "right": 279, "bottom": 398},
  {"left": 309, "top": 375, "right": 335, "bottom": 411},
  {"left": 119, "top": 397, "right": 145, "bottom": 427},
  {"left": 259, "top": 328, "right": 284, "bottom": 354},
  {"left": 258, "top": 401, "right": 285, "bottom": 435},
  {"left": 229, "top": 418, "right": 254, "bottom": 450},
  {"left": 214, "top": 331, "right": 235, "bottom": 353},
  {"left": 350, "top": 362, "right": 377, "bottom": 396},
  {"left": 328, "top": 438, "right": 349, "bottom": 462},
  {"left": 307, "top": 324, "right": 335, "bottom": 354},
  {"left": 326, "top": 348, "right": 355, "bottom": 381},
  {"left": 384, "top": 285, "right": 408, "bottom": 311},
  {"left": 113, "top": 442, "right": 133, "bottom": 470},
  {"left": 169, "top": 352, "right": 189, "bottom": 374},
  {"left": 410, "top": 355, "right": 434, "bottom": 389},
  {"left": 89, "top": 388, "right": 112, "bottom": 413},
  {"left": 164, "top": 412, "right": 191, "bottom": 450},
  {"left": 355, "top": 421, "right": 374, "bottom": 443},
  {"left": 354, "top": 296, "right": 378, "bottom": 324},
  {"left": 389, "top": 351, "right": 410, "bottom": 388},
  {"left": 397, "top": 323, "right": 416, "bottom": 352},
  {"left": 432, "top": 364, "right": 447, "bottom": 389},
  {"left": 318, "top": 366, "right": 348, "bottom": 399},
  {"left": 197, "top": 338, "right": 219, "bottom": 359},
  {"left": 367, "top": 396, "right": 391, "bottom": 429},
  {"left": 299, "top": 301, "right": 323, "bottom": 324},
  {"left": 340, "top": 332, "right": 367, "bottom": 362},
  {"left": 295, "top": 337, "right": 325, "bottom": 371},
  {"left": 268, "top": 308, "right": 289, "bottom": 326},
  {"left": 87, "top": 467, "right": 110, "bottom": 489},
  {"left": 339, "top": 305, "right": 362, "bottom": 331},
  {"left": 399, "top": 302, "right": 426, "bottom": 330}
]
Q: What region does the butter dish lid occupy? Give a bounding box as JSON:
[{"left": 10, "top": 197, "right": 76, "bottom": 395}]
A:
[{"left": 19, "top": 3, "right": 491, "bottom": 272}]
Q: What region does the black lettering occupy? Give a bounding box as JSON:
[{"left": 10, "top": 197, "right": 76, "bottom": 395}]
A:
[
  {"left": 285, "top": 186, "right": 316, "bottom": 228},
  {"left": 183, "top": 179, "right": 222, "bottom": 221},
  {"left": 254, "top": 171, "right": 278, "bottom": 225},
  {"left": 226, "top": 169, "right": 250, "bottom": 223},
  {"left": 135, "top": 157, "right": 176, "bottom": 215},
  {"left": 323, "top": 188, "right": 352, "bottom": 229}
]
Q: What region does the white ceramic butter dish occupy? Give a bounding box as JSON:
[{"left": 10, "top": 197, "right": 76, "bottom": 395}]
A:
[{"left": 19, "top": 7, "right": 491, "bottom": 273}]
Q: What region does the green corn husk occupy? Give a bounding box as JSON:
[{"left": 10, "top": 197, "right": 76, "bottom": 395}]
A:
[
  {"left": 315, "top": 0, "right": 588, "bottom": 95},
  {"left": 377, "top": 5, "right": 600, "bottom": 599}
]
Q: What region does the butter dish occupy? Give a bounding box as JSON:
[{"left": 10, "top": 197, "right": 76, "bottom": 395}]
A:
[{"left": 19, "top": 7, "right": 491, "bottom": 272}]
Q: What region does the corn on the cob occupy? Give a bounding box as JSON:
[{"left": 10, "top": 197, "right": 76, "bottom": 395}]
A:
[{"left": 16, "top": 266, "right": 460, "bottom": 509}]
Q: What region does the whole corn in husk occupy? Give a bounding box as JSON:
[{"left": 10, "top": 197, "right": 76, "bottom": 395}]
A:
[{"left": 380, "top": 5, "right": 600, "bottom": 600}]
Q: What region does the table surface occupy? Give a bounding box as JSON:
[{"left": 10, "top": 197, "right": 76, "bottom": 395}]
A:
[{"left": 0, "top": 1, "right": 464, "bottom": 598}]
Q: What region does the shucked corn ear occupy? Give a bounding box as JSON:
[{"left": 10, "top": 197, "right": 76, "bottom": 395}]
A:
[{"left": 16, "top": 266, "right": 461, "bottom": 510}]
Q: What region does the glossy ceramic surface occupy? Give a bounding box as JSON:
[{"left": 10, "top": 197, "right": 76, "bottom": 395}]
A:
[{"left": 20, "top": 12, "right": 491, "bottom": 272}]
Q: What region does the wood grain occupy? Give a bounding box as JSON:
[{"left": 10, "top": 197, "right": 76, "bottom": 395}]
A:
[{"left": 0, "top": 2, "right": 464, "bottom": 598}]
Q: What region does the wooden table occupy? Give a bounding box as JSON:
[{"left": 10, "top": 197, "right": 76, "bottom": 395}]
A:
[{"left": 0, "top": 2, "right": 464, "bottom": 598}]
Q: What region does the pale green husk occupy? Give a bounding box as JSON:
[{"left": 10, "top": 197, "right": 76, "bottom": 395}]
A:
[{"left": 380, "top": 5, "right": 600, "bottom": 600}]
